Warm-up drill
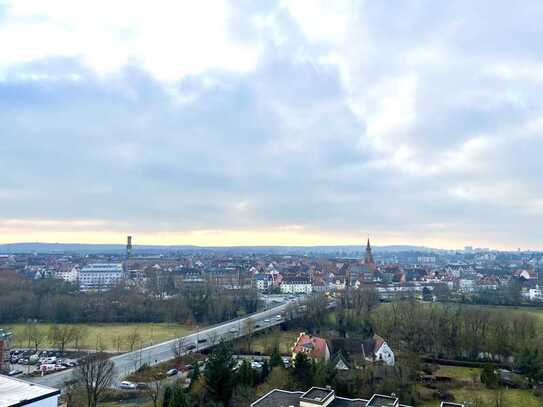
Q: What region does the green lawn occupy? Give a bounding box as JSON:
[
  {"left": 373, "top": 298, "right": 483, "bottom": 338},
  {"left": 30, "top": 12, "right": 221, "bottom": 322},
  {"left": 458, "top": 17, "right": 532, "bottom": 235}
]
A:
[
  {"left": 243, "top": 327, "right": 302, "bottom": 355},
  {"left": 418, "top": 365, "right": 541, "bottom": 406},
  {"left": 2, "top": 323, "right": 196, "bottom": 352},
  {"left": 435, "top": 365, "right": 481, "bottom": 381},
  {"left": 419, "top": 387, "right": 540, "bottom": 407}
]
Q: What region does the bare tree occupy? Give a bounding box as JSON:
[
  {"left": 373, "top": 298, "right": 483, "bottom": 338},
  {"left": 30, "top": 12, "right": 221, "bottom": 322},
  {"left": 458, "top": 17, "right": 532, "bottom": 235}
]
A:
[
  {"left": 72, "top": 326, "right": 88, "bottom": 352},
  {"left": 243, "top": 318, "right": 256, "bottom": 353},
  {"left": 171, "top": 336, "right": 186, "bottom": 359},
  {"left": 145, "top": 375, "right": 163, "bottom": 407},
  {"left": 112, "top": 335, "right": 123, "bottom": 353},
  {"left": 208, "top": 331, "right": 220, "bottom": 347},
  {"left": 24, "top": 323, "right": 44, "bottom": 352},
  {"left": 48, "top": 325, "right": 77, "bottom": 353},
  {"left": 75, "top": 353, "right": 115, "bottom": 407},
  {"left": 126, "top": 328, "right": 142, "bottom": 352}
]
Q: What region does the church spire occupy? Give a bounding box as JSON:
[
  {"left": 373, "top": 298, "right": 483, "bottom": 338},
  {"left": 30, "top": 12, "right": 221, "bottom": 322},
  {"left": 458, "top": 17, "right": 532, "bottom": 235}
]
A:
[{"left": 364, "top": 238, "right": 375, "bottom": 266}]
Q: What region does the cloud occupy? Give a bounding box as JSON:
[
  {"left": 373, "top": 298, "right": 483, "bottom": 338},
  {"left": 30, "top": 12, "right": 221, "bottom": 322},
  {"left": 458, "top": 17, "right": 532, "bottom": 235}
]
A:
[{"left": 0, "top": 0, "right": 543, "bottom": 249}]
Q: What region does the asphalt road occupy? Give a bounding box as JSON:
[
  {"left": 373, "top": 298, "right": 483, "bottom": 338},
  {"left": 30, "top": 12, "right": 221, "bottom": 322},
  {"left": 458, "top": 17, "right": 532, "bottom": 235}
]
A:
[{"left": 29, "top": 297, "right": 300, "bottom": 390}]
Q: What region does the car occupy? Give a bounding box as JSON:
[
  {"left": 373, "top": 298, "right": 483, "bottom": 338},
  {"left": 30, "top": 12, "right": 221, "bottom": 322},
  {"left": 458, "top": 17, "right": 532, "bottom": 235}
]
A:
[
  {"left": 136, "top": 382, "right": 149, "bottom": 390},
  {"left": 264, "top": 319, "right": 270, "bottom": 323},
  {"left": 197, "top": 338, "right": 207, "bottom": 343},
  {"left": 120, "top": 381, "right": 137, "bottom": 390},
  {"left": 275, "top": 315, "right": 282, "bottom": 320},
  {"left": 229, "top": 328, "right": 238, "bottom": 333},
  {"left": 255, "top": 324, "right": 261, "bottom": 328},
  {"left": 166, "top": 368, "right": 178, "bottom": 376},
  {"left": 251, "top": 361, "right": 263, "bottom": 369},
  {"left": 185, "top": 344, "right": 196, "bottom": 351},
  {"left": 8, "top": 369, "right": 23, "bottom": 376}
]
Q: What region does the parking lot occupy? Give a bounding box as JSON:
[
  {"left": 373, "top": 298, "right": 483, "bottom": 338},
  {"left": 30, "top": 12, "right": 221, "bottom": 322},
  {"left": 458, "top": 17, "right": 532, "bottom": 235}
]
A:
[{"left": 6, "top": 349, "right": 80, "bottom": 377}]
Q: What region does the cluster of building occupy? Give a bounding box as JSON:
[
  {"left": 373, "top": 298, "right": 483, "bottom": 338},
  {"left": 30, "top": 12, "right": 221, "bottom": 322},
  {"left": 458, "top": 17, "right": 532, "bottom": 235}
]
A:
[
  {"left": 251, "top": 386, "right": 464, "bottom": 407},
  {"left": 2, "top": 237, "right": 543, "bottom": 302},
  {"left": 291, "top": 331, "right": 395, "bottom": 367}
]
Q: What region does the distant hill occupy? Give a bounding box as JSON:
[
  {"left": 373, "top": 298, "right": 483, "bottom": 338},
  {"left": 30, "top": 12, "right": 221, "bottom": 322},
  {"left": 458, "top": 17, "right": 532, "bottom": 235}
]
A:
[{"left": 0, "top": 242, "right": 440, "bottom": 255}]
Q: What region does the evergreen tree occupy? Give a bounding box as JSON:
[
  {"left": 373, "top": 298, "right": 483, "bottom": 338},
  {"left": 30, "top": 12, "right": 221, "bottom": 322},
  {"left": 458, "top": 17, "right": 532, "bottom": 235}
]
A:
[
  {"left": 292, "top": 353, "right": 314, "bottom": 390},
  {"left": 169, "top": 386, "right": 189, "bottom": 407},
  {"left": 260, "top": 360, "right": 270, "bottom": 382},
  {"left": 204, "top": 341, "right": 235, "bottom": 405},
  {"left": 190, "top": 362, "right": 200, "bottom": 388},
  {"left": 237, "top": 359, "right": 255, "bottom": 386},
  {"left": 480, "top": 363, "right": 498, "bottom": 388},
  {"left": 162, "top": 385, "right": 172, "bottom": 407},
  {"left": 270, "top": 346, "right": 283, "bottom": 368}
]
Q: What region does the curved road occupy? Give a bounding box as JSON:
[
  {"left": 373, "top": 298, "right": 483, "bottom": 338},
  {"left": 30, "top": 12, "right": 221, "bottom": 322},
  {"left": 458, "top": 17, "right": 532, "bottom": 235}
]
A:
[{"left": 30, "top": 298, "right": 299, "bottom": 389}]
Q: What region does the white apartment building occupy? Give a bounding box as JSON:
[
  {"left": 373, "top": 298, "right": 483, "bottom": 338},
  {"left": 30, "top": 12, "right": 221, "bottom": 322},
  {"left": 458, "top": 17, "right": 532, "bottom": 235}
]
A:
[
  {"left": 55, "top": 266, "right": 79, "bottom": 283},
  {"left": 79, "top": 263, "right": 123, "bottom": 291},
  {"left": 280, "top": 278, "right": 312, "bottom": 294}
]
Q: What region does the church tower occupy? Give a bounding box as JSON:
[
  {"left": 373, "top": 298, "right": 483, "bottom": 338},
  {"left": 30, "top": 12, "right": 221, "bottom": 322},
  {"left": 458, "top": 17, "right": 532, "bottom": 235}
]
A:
[{"left": 364, "top": 238, "right": 375, "bottom": 267}]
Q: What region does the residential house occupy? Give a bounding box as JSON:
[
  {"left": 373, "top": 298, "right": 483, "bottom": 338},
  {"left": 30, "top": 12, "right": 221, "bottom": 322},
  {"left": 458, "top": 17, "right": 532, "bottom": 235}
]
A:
[
  {"left": 292, "top": 333, "right": 330, "bottom": 363},
  {"left": 329, "top": 335, "right": 395, "bottom": 367}
]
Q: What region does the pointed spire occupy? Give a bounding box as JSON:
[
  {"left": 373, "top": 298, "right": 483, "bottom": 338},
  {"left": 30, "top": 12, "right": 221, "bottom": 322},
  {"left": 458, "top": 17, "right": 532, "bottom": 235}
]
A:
[{"left": 364, "top": 237, "right": 375, "bottom": 267}]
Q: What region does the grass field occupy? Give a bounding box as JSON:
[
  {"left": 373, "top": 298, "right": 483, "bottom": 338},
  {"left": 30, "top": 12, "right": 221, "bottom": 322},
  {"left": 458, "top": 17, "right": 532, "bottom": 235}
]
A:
[
  {"left": 241, "top": 327, "right": 302, "bottom": 355},
  {"left": 1, "top": 323, "right": 196, "bottom": 352},
  {"left": 418, "top": 365, "right": 541, "bottom": 406}
]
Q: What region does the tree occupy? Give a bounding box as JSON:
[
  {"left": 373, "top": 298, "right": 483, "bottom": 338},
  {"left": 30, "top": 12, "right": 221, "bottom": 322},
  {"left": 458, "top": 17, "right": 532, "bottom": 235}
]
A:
[
  {"left": 480, "top": 363, "right": 498, "bottom": 388},
  {"left": 146, "top": 375, "right": 163, "bottom": 407},
  {"left": 257, "top": 367, "right": 290, "bottom": 395},
  {"left": 24, "top": 323, "right": 44, "bottom": 352},
  {"left": 292, "top": 353, "right": 313, "bottom": 390},
  {"left": 243, "top": 318, "right": 256, "bottom": 353},
  {"left": 269, "top": 346, "right": 283, "bottom": 368},
  {"left": 76, "top": 353, "right": 115, "bottom": 407},
  {"left": 162, "top": 385, "right": 173, "bottom": 407},
  {"left": 72, "top": 325, "right": 88, "bottom": 352},
  {"left": 260, "top": 360, "right": 269, "bottom": 382},
  {"left": 48, "top": 325, "right": 76, "bottom": 353},
  {"left": 126, "top": 328, "right": 142, "bottom": 352},
  {"left": 190, "top": 362, "right": 200, "bottom": 388},
  {"left": 171, "top": 336, "right": 186, "bottom": 359},
  {"left": 204, "top": 341, "right": 235, "bottom": 405},
  {"left": 237, "top": 359, "right": 257, "bottom": 387},
  {"left": 170, "top": 385, "right": 189, "bottom": 407}
]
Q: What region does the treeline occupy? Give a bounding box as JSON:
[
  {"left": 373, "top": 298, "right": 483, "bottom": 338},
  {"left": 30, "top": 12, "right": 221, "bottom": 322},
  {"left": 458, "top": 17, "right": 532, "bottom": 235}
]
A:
[
  {"left": 372, "top": 300, "right": 539, "bottom": 363},
  {"left": 0, "top": 274, "right": 258, "bottom": 324}
]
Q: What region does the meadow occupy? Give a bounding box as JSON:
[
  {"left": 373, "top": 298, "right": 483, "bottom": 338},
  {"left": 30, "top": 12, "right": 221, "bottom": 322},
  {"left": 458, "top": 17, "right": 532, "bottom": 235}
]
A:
[{"left": 1, "top": 322, "right": 196, "bottom": 352}]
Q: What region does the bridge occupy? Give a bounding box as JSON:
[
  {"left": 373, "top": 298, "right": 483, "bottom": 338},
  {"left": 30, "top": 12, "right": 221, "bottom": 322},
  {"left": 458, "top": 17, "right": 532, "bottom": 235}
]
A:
[{"left": 29, "top": 297, "right": 300, "bottom": 389}]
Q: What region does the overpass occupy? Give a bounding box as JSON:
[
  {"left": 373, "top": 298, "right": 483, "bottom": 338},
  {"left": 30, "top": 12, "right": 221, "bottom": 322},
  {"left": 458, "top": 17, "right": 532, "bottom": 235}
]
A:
[{"left": 29, "top": 298, "right": 301, "bottom": 389}]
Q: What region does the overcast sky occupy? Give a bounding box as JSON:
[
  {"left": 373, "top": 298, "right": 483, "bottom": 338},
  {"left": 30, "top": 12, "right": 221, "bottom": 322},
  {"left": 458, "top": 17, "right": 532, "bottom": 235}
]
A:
[{"left": 1, "top": 0, "right": 542, "bottom": 249}]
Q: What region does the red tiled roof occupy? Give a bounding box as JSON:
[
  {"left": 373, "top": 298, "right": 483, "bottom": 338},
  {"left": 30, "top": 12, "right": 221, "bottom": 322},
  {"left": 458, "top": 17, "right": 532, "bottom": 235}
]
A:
[{"left": 293, "top": 333, "right": 328, "bottom": 360}]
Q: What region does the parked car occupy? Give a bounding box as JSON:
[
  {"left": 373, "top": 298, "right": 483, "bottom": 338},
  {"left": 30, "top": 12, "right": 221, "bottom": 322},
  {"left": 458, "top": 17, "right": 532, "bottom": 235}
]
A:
[
  {"left": 8, "top": 369, "right": 23, "bottom": 376},
  {"left": 185, "top": 343, "right": 196, "bottom": 351},
  {"left": 166, "top": 368, "right": 178, "bottom": 376},
  {"left": 197, "top": 338, "right": 207, "bottom": 344},
  {"left": 136, "top": 382, "right": 149, "bottom": 390},
  {"left": 229, "top": 328, "right": 239, "bottom": 333},
  {"left": 120, "top": 381, "right": 137, "bottom": 390}
]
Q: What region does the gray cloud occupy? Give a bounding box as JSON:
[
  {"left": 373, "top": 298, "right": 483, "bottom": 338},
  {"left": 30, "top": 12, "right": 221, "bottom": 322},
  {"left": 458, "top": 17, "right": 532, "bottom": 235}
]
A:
[{"left": 1, "top": 0, "right": 543, "bottom": 248}]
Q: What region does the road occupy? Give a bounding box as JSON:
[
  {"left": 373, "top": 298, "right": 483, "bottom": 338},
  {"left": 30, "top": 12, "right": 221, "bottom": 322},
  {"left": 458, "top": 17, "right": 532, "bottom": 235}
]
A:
[{"left": 29, "top": 297, "right": 300, "bottom": 389}]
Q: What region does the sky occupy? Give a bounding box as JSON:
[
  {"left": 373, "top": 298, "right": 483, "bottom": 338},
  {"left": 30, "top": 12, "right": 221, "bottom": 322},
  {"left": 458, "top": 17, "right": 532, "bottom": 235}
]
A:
[{"left": 1, "top": 0, "right": 543, "bottom": 250}]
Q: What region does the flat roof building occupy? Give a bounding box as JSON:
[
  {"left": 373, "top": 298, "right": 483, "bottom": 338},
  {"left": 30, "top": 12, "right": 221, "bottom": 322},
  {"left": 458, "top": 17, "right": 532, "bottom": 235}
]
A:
[
  {"left": 0, "top": 374, "right": 60, "bottom": 407},
  {"left": 79, "top": 263, "right": 123, "bottom": 291}
]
